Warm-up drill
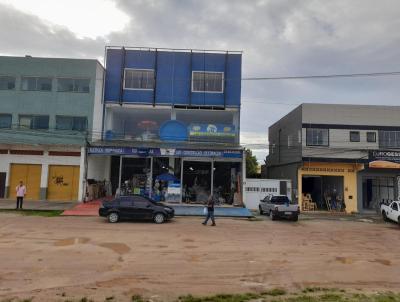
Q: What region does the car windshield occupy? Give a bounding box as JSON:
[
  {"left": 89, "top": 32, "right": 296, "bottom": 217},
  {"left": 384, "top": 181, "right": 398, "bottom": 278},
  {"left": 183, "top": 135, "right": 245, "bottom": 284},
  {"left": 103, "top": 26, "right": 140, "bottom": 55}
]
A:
[{"left": 271, "top": 196, "right": 290, "bottom": 204}]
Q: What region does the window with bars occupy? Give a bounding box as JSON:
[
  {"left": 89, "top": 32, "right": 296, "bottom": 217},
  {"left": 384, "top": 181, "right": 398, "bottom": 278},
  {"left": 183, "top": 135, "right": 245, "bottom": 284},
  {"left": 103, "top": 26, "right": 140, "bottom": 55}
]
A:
[
  {"left": 192, "top": 71, "right": 224, "bottom": 93},
  {"left": 379, "top": 131, "right": 400, "bottom": 148},
  {"left": 124, "top": 69, "right": 154, "bottom": 90}
]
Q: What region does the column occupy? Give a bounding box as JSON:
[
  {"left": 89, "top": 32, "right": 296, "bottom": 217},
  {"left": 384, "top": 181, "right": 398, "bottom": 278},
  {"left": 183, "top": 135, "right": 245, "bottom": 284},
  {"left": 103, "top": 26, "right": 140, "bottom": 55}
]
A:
[{"left": 78, "top": 146, "right": 86, "bottom": 202}]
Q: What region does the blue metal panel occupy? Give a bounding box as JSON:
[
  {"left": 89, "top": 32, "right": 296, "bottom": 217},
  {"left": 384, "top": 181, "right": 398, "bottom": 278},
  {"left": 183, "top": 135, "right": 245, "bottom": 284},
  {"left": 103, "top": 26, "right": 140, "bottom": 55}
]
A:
[
  {"left": 225, "top": 54, "right": 241, "bottom": 107},
  {"left": 104, "top": 48, "right": 123, "bottom": 102},
  {"left": 104, "top": 48, "right": 241, "bottom": 107}
]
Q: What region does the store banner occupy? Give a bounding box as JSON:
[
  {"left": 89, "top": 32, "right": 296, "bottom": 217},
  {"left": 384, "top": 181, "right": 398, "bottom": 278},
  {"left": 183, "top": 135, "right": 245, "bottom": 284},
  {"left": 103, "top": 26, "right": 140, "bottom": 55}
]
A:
[
  {"left": 88, "top": 146, "right": 242, "bottom": 158},
  {"left": 189, "top": 124, "right": 236, "bottom": 138},
  {"left": 369, "top": 150, "right": 400, "bottom": 168}
]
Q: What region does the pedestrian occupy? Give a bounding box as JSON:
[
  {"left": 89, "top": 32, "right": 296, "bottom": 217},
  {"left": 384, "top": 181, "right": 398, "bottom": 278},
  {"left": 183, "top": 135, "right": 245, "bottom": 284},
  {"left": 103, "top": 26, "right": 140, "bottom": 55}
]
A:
[
  {"left": 202, "top": 193, "right": 216, "bottom": 226},
  {"left": 16, "top": 181, "right": 26, "bottom": 210}
]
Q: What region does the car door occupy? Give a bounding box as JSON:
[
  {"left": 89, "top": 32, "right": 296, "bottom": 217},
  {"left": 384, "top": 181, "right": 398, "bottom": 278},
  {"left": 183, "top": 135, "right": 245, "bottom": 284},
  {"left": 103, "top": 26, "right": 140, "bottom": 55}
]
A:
[
  {"left": 261, "top": 196, "right": 270, "bottom": 212},
  {"left": 389, "top": 202, "right": 399, "bottom": 221},
  {"left": 118, "top": 196, "right": 135, "bottom": 219},
  {"left": 132, "top": 196, "right": 154, "bottom": 220}
]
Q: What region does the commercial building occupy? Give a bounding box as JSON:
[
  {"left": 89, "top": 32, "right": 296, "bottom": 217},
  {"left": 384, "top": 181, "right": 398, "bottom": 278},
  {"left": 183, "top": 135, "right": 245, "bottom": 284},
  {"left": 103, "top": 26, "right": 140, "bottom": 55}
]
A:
[
  {"left": 0, "top": 56, "right": 104, "bottom": 201},
  {"left": 264, "top": 103, "right": 400, "bottom": 213},
  {"left": 87, "top": 47, "right": 244, "bottom": 205}
]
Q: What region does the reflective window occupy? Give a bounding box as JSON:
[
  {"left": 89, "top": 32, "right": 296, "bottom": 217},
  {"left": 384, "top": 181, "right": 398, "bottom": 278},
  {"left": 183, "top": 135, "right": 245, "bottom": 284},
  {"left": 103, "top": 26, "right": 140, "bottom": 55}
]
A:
[
  {"left": 56, "top": 116, "right": 87, "bottom": 131},
  {"left": 0, "top": 76, "right": 16, "bottom": 90},
  {"left": 306, "top": 128, "right": 329, "bottom": 146},
  {"left": 379, "top": 131, "right": 400, "bottom": 148},
  {"left": 0, "top": 114, "right": 12, "bottom": 128},
  {"left": 124, "top": 69, "right": 154, "bottom": 90},
  {"left": 367, "top": 132, "right": 376, "bottom": 143},
  {"left": 350, "top": 131, "right": 360, "bottom": 142},
  {"left": 19, "top": 115, "right": 49, "bottom": 129},
  {"left": 57, "top": 78, "right": 90, "bottom": 93},
  {"left": 21, "top": 77, "right": 52, "bottom": 91},
  {"left": 192, "top": 71, "right": 224, "bottom": 93}
]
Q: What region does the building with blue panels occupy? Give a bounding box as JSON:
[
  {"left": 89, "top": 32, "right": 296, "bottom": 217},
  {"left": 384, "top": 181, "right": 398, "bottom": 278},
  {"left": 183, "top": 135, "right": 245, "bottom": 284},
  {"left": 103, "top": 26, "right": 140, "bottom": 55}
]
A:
[{"left": 87, "top": 47, "right": 245, "bottom": 205}]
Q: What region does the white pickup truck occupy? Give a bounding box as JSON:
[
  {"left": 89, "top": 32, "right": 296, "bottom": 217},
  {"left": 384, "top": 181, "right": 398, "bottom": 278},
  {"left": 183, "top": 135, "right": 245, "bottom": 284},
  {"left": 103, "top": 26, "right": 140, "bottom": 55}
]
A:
[
  {"left": 381, "top": 201, "right": 400, "bottom": 225},
  {"left": 259, "top": 195, "right": 300, "bottom": 221}
]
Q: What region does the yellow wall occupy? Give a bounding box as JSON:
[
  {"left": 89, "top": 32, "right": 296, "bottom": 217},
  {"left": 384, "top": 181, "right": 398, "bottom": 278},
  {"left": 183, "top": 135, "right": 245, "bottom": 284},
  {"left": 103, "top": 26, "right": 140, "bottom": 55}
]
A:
[
  {"left": 298, "top": 162, "right": 364, "bottom": 213},
  {"left": 47, "top": 165, "right": 80, "bottom": 201},
  {"left": 9, "top": 164, "right": 42, "bottom": 200}
]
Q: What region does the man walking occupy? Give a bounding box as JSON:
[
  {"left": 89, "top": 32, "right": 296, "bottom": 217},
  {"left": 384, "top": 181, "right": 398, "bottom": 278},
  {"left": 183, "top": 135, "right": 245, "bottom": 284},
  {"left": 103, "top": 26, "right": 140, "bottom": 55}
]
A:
[
  {"left": 202, "top": 193, "right": 216, "bottom": 226},
  {"left": 16, "top": 181, "right": 26, "bottom": 210}
]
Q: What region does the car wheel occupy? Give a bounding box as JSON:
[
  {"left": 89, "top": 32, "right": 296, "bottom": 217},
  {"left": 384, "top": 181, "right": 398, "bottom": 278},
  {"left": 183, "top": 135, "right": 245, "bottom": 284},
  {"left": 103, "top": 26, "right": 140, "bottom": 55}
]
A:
[
  {"left": 270, "top": 211, "right": 276, "bottom": 221},
  {"left": 108, "top": 212, "right": 119, "bottom": 223},
  {"left": 259, "top": 205, "right": 264, "bottom": 215},
  {"left": 154, "top": 213, "right": 165, "bottom": 224},
  {"left": 292, "top": 215, "right": 299, "bottom": 222},
  {"left": 382, "top": 211, "right": 388, "bottom": 222}
]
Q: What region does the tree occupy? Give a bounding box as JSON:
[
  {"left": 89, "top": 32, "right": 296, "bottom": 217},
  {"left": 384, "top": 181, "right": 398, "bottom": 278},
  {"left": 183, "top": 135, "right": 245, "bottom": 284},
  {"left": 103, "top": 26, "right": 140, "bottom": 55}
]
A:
[{"left": 245, "top": 148, "right": 259, "bottom": 178}]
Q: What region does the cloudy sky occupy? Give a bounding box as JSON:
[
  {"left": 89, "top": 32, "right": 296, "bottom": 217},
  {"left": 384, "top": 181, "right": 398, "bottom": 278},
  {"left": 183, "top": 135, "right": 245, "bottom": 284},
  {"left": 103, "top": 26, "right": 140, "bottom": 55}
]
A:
[{"left": 1, "top": 0, "right": 399, "bottom": 162}]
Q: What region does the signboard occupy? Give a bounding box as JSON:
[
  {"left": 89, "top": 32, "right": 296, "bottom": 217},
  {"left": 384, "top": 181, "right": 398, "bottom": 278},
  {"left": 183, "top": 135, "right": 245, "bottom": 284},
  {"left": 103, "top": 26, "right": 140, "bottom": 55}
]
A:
[
  {"left": 88, "top": 147, "right": 242, "bottom": 158},
  {"left": 189, "top": 124, "right": 236, "bottom": 138},
  {"left": 369, "top": 150, "right": 400, "bottom": 163}
]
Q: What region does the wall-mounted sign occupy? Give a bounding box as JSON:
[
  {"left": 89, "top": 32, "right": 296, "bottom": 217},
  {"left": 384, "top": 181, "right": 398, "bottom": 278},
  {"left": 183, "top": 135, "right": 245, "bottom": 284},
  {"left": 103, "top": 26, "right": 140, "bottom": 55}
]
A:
[
  {"left": 189, "top": 124, "right": 236, "bottom": 138},
  {"left": 369, "top": 150, "right": 400, "bottom": 163},
  {"left": 88, "top": 146, "right": 242, "bottom": 159}
]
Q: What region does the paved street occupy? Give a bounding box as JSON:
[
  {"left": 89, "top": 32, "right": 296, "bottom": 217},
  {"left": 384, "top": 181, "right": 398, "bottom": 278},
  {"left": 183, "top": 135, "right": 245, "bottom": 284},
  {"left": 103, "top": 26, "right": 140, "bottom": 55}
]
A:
[{"left": 0, "top": 213, "right": 399, "bottom": 301}]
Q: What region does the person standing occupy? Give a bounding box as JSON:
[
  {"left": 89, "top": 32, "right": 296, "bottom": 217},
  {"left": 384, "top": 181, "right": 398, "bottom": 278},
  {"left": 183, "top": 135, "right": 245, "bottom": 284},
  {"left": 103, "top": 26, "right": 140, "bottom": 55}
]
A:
[
  {"left": 16, "top": 181, "right": 26, "bottom": 210},
  {"left": 202, "top": 194, "right": 216, "bottom": 226}
]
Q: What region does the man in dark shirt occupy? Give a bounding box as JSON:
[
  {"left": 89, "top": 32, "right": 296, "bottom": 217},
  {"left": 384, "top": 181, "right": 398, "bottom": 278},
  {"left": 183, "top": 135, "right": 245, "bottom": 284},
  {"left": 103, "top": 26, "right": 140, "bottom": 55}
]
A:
[{"left": 202, "top": 194, "right": 216, "bottom": 226}]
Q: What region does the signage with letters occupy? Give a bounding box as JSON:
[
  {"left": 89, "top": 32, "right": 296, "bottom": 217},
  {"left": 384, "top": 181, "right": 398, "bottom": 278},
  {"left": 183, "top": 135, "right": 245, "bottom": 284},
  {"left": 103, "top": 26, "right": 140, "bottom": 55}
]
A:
[
  {"left": 369, "top": 150, "right": 400, "bottom": 163},
  {"left": 189, "top": 124, "right": 236, "bottom": 138}
]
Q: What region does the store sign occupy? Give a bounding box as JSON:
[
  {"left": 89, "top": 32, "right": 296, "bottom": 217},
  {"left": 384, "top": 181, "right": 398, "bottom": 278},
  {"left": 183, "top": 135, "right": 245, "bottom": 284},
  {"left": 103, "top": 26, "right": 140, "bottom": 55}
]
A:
[
  {"left": 189, "top": 124, "right": 236, "bottom": 138},
  {"left": 369, "top": 150, "right": 400, "bottom": 163},
  {"left": 88, "top": 147, "right": 242, "bottom": 158}
]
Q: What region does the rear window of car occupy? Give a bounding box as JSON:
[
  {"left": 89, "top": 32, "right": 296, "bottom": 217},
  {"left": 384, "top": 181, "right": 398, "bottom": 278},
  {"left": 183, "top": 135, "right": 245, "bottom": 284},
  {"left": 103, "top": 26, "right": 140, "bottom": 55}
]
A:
[{"left": 270, "top": 196, "right": 290, "bottom": 204}]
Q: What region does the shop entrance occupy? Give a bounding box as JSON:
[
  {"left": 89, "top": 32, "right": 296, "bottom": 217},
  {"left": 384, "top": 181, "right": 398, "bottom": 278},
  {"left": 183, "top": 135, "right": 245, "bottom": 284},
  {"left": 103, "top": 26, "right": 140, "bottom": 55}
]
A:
[
  {"left": 213, "top": 162, "right": 241, "bottom": 205},
  {"left": 362, "top": 176, "right": 395, "bottom": 210},
  {"left": 302, "top": 175, "right": 344, "bottom": 210},
  {"left": 182, "top": 161, "right": 211, "bottom": 203},
  {"left": 121, "top": 157, "right": 151, "bottom": 196}
]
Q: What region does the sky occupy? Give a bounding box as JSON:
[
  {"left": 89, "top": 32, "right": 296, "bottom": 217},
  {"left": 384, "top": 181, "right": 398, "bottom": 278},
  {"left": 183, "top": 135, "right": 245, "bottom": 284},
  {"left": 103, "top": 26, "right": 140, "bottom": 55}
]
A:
[{"left": 1, "top": 0, "right": 400, "bottom": 163}]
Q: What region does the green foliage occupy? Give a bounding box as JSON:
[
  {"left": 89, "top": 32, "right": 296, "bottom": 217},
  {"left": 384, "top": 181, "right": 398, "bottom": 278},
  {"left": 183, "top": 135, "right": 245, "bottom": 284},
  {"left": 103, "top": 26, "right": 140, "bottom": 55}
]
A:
[
  {"left": 262, "top": 288, "right": 287, "bottom": 296},
  {"left": 245, "top": 148, "right": 259, "bottom": 178}
]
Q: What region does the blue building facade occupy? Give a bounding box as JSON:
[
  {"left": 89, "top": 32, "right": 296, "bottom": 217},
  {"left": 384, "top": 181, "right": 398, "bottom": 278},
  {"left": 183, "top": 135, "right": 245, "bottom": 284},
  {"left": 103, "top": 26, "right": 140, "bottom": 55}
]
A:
[{"left": 87, "top": 47, "right": 244, "bottom": 205}]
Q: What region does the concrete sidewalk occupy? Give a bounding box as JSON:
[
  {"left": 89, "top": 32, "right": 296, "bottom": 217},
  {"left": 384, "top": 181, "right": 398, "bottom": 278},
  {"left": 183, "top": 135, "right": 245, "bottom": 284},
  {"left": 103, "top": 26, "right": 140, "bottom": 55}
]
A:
[{"left": 0, "top": 199, "right": 77, "bottom": 211}]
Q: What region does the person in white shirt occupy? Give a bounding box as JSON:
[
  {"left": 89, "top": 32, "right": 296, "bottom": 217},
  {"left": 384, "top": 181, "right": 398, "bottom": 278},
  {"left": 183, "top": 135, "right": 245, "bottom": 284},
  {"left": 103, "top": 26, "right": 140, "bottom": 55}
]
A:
[{"left": 16, "top": 181, "right": 26, "bottom": 210}]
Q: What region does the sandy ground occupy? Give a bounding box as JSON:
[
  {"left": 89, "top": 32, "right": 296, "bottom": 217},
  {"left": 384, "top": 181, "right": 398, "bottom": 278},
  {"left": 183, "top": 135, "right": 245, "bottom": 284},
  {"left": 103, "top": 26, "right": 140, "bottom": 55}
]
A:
[{"left": 0, "top": 214, "right": 399, "bottom": 301}]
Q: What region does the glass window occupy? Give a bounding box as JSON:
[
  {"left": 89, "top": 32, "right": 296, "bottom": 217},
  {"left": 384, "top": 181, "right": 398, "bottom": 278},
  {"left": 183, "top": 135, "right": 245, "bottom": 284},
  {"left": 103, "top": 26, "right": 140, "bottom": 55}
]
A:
[
  {"left": 379, "top": 131, "right": 400, "bottom": 148},
  {"left": 0, "top": 76, "right": 16, "bottom": 90},
  {"left": 306, "top": 128, "right": 329, "bottom": 146},
  {"left": 367, "top": 132, "right": 376, "bottom": 143},
  {"left": 392, "top": 202, "right": 398, "bottom": 211},
  {"left": 350, "top": 131, "right": 360, "bottom": 142},
  {"left": 124, "top": 69, "right": 154, "bottom": 90},
  {"left": 56, "top": 116, "right": 87, "bottom": 131},
  {"left": 0, "top": 114, "right": 12, "bottom": 128},
  {"left": 19, "top": 115, "right": 49, "bottom": 130},
  {"left": 21, "top": 77, "right": 52, "bottom": 91},
  {"left": 192, "top": 71, "right": 224, "bottom": 93},
  {"left": 119, "top": 197, "right": 133, "bottom": 207},
  {"left": 57, "top": 78, "right": 90, "bottom": 92}
]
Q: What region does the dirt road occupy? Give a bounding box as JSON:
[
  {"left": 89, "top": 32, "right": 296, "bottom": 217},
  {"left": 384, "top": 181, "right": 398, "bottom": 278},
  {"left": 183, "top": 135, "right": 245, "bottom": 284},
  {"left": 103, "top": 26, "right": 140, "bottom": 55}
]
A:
[{"left": 0, "top": 214, "right": 399, "bottom": 301}]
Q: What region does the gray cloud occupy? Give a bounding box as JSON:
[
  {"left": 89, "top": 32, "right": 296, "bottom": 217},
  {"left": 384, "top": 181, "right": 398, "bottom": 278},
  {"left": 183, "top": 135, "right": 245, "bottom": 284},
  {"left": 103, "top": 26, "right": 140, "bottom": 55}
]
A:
[{"left": 1, "top": 0, "right": 400, "bottom": 161}]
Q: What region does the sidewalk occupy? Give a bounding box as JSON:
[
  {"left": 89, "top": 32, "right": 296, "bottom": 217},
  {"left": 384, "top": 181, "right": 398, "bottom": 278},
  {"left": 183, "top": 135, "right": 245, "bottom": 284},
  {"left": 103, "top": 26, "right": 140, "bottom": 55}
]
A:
[{"left": 0, "top": 199, "right": 77, "bottom": 211}]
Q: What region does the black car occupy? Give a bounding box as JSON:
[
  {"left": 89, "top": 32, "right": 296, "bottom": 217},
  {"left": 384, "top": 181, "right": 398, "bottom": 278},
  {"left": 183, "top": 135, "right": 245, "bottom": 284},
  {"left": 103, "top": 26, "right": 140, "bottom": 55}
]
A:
[{"left": 99, "top": 195, "right": 175, "bottom": 224}]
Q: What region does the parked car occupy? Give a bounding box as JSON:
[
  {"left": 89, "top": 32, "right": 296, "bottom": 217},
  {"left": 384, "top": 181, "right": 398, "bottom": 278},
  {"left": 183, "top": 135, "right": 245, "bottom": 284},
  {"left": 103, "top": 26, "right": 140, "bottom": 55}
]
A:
[
  {"left": 380, "top": 201, "right": 400, "bottom": 225},
  {"left": 99, "top": 195, "right": 175, "bottom": 224},
  {"left": 259, "top": 195, "right": 300, "bottom": 221}
]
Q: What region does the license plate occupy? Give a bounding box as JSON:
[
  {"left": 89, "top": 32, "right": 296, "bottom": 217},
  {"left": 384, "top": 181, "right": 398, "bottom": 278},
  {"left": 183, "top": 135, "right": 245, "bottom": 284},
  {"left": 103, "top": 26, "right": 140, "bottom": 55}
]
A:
[{"left": 284, "top": 212, "right": 292, "bottom": 215}]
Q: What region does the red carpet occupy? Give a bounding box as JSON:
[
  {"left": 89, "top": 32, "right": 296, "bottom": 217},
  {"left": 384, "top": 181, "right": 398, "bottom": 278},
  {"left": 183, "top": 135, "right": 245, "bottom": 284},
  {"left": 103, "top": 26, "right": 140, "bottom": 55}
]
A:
[{"left": 62, "top": 200, "right": 103, "bottom": 216}]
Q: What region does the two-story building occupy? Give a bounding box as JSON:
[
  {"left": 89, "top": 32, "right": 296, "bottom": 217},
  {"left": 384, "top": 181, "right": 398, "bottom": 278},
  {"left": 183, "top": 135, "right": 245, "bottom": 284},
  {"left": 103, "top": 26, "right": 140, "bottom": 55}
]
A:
[
  {"left": 87, "top": 47, "right": 244, "bottom": 205},
  {"left": 265, "top": 103, "right": 400, "bottom": 213},
  {"left": 0, "top": 56, "right": 104, "bottom": 201}
]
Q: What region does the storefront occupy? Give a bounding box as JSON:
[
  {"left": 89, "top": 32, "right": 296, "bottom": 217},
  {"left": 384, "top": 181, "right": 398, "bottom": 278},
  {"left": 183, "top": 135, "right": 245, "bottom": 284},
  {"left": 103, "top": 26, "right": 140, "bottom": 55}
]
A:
[
  {"left": 298, "top": 162, "right": 364, "bottom": 213},
  {"left": 87, "top": 146, "right": 244, "bottom": 205},
  {"left": 357, "top": 151, "right": 400, "bottom": 212}
]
